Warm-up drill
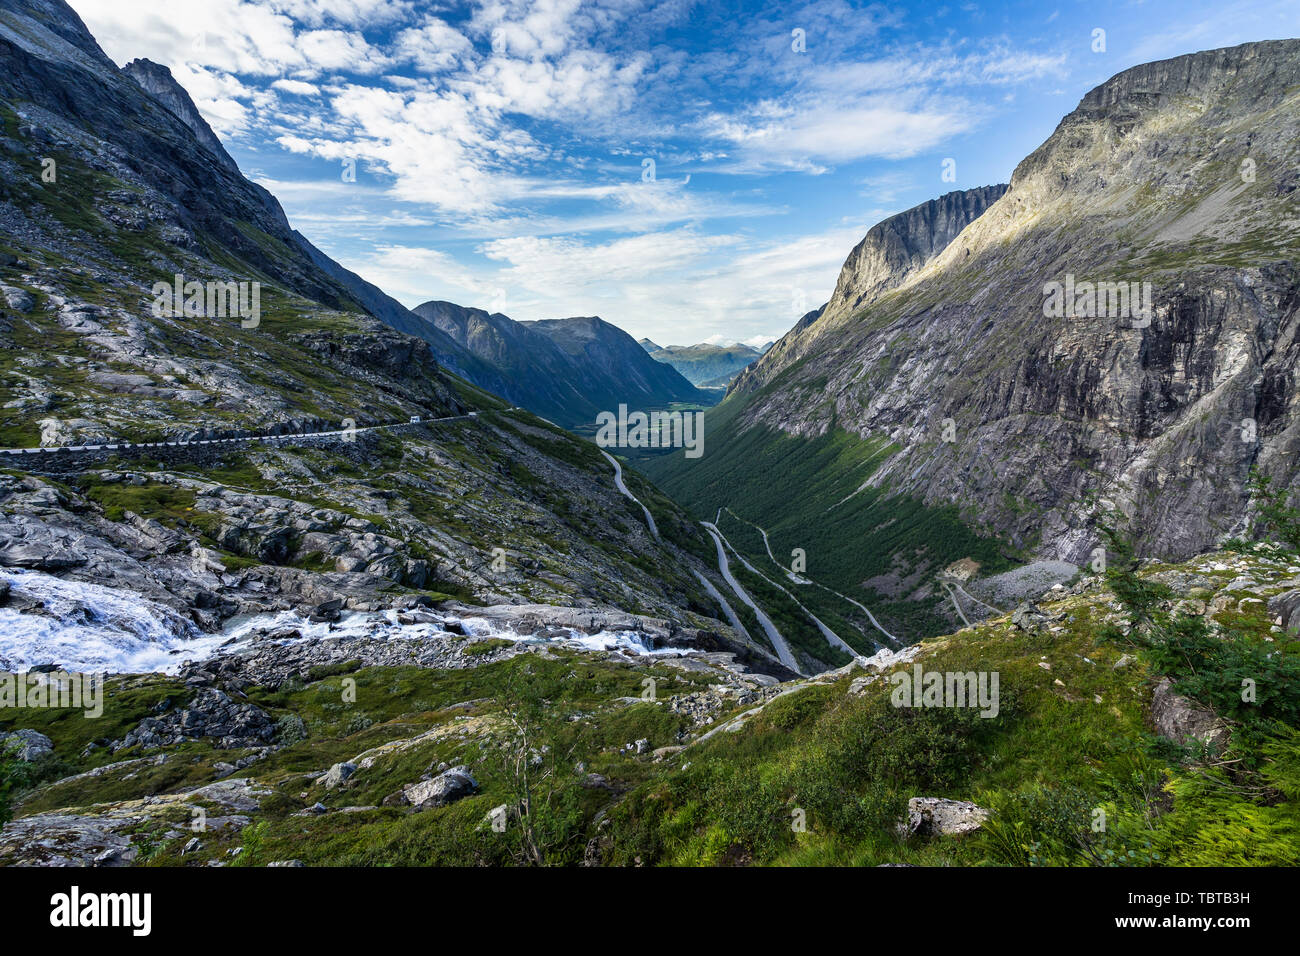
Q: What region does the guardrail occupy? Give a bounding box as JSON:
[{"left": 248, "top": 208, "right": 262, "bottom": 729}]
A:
[{"left": 0, "top": 412, "right": 478, "bottom": 458}]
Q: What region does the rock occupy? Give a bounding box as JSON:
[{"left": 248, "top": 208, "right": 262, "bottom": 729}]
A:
[
  {"left": 1151, "top": 678, "right": 1230, "bottom": 754},
  {"left": 1, "top": 729, "right": 53, "bottom": 761},
  {"left": 480, "top": 804, "right": 510, "bottom": 831},
  {"left": 113, "top": 689, "right": 275, "bottom": 751},
  {"left": 320, "top": 761, "right": 356, "bottom": 790},
  {"left": 1011, "top": 602, "right": 1049, "bottom": 631},
  {"left": 903, "top": 797, "right": 989, "bottom": 837},
  {"left": 0, "top": 285, "right": 34, "bottom": 313},
  {"left": 0, "top": 542, "right": 87, "bottom": 570},
  {"left": 1268, "top": 589, "right": 1300, "bottom": 635},
  {"left": 309, "top": 598, "right": 345, "bottom": 623},
  {"left": 267, "top": 860, "right": 305, "bottom": 867},
  {"left": 634, "top": 738, "right": 650, "bottom": 755},
  {"left": 848, "top": 674, "right": 878, "bottom": 696},
  {"left": 580, "top": 772, "right": 614, "bottom": 791},
  {"left": 402, "top": 765, "right": 477, "bottom": 809},
  {"left": 181, "top": 837, "right": 201, "bottom": 855}
]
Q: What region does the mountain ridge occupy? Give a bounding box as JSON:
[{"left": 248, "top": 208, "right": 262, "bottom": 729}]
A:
[
  {"left": 414, "top": 301, "right": 708, "bottom": 429},
  {"left": 661, "top": 38, "right": 1300, "bottom": 570}
]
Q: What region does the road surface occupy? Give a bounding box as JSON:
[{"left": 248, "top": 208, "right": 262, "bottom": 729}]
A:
[
  {"left": 600, "top": 450, "right": 658, "bottom": 539},
  {"left": 0, "top": 413, "right": 476, "bottom": 457},
  {"left": 718, "top": 507, "right": 900, "bottom": 647},
  {"left": 598, "top": 452, "right": 754, "bottom": 645},
  {"left": 702, "top": 522, "right": 801, "bottom": 673},
  {"left": 707, "top": 521, "right": 856, "bottom": 656}
]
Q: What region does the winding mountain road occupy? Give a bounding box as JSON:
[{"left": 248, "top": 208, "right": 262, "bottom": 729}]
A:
[
  {"left": 702, "top": 521, "right": 801, "bottom": 673},
  {"left": 718, "top": 507, "right": 900, "bottom": 648},
  {"left": 600, "top": 450, "right": 658, "bottom": 539},
  {"left": 597, "top": 451, "right": 758, "bottom": 648},
  {"left": 707, "top": 521, "right": 855, "bottom": 657}
]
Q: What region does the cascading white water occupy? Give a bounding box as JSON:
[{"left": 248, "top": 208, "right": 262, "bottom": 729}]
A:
[
  {"left": 0, "top": 570, "right": 688, "bottom": 674},
  {"left": 0, "top": 568, "right": 226, "bottom": 673}
]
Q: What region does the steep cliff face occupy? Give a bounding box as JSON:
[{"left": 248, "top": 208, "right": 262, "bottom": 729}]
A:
[
  {"left": 121, "top": 59, "right": 239, "bottom": 174},
  {"left": 662, "top": 40, "right": 1300, "bottom": 566},
  {"left": 733, "top": 185, "right": 1007, "bottom": 396}
]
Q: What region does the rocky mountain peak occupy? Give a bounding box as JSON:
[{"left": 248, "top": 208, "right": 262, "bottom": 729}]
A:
[
  {"left": 0, "top": 0, "right": 116, "bottom": 72},
  {"left": 732, "top": 183, "right": 1007, "bottom": 395},
  {"left": 123, "top": 58, "right": 239, "bottom": 173}
]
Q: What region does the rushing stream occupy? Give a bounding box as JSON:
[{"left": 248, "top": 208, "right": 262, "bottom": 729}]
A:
[{"left": 0, "top": 568, "right": 686, "bottom": 674}]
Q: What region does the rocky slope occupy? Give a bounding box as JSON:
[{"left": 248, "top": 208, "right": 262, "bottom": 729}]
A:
[
  {"left": 414, "top": 301, "right": 709, "bottom": 430},
  {"left": 0, "top": 0, "right": 776, "bottom": 672},
  {"left": 4, "top": 541, "right": 1295, "bottom": 866},
  {"left": 659, "top": 41, "right": 1300, "bottom": 577},
  {"left": 732, "top": 184, "right": 1008, "bottom": 396}
]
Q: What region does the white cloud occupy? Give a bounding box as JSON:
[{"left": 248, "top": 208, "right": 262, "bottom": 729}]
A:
[
  {"left": 271, "top": 78, "right": 320, "bottom": 96},
  {"left": 64, "top": 0, "right": 1079, "bottom": 346}
]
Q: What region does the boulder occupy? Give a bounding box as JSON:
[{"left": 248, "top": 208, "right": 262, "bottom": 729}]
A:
[
  {"left": 1, "top": 729, "right": 53, "bottom": 761},
  {"left": 1011, "top": 602, "right": 1049, "bottom": 632},
  {"left": 402, "top": 765, "right": 477, "bottom": 809},
  {"left": 1151, "top": 678, "right": 1230, "bottom": 753},
  {"left": 1269, "top": 589, "right": 1300, "bottom": 635},
  {"left": 903, "top": 797, "right": 989, "bottom": 837},
  {"left": 320, "top": 761, "right": 356, "bottom": 790}
]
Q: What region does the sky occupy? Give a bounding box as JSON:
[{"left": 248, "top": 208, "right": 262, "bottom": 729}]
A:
[{"left": 69, "top": 0, "right": 1300, "bottom": 348}]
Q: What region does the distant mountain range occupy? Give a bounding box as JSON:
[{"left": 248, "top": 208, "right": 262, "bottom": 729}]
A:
[
  {"left": 412, "top": 303, "right": 708, "bottom": 429},
  {"left": 640, "top": 339, "right": 771, "bottom": 387}
]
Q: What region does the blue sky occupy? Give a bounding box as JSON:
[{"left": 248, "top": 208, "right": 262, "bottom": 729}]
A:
[{"left": 71, "top": 0, "right": 1300, "bottom": 347}]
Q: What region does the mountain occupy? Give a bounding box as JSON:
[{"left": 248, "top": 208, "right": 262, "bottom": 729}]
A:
[
  {"left": 0, "top": 0, "right": 771, "bottom": 664},
  {"left": 732, "top": 185, "right": 1008, "bottom": 396},
  {"left": 645, "top": 341, "right": 764, "bottom": 387},
  {"left": 1, "top": 3, "right": 1298, "bottom": 874},
  {"left": 645, "top": 39, "right": 1300, "bottom": 640},
  {"left": 413, "top": 302, "right": 710, "bottom": 430},
  {"left": 638, "top": 337, "right": 661, "bottom": 352}
]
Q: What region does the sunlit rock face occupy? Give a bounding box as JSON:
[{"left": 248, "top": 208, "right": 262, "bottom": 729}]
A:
[{"left": 723, "top": 40, "right": 1300, "bottom": 562}]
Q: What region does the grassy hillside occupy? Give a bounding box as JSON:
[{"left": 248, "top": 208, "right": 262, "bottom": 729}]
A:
[
  {"left": 5, "top": 540, "right": 1295, "bottom": 866},
  {"left": 638, "top": 391, "right": 1021, "bottom": 642}
]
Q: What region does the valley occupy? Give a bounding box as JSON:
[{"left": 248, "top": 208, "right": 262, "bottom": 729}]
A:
[{"left": 0, "top": 0, "right": 1297, "bottom": 876}]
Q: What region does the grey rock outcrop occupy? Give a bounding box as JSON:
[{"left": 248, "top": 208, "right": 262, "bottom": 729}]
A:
[
  {"left": 113, "top": 689, "right": 276, "bottom": 751},
  {"left": 1, "top": 728, "right": 54, "bottom": 761},
  {"left": 903, "top": 797, "right": 990, "bottom": 837},
  {"left": 1151, "top": 677, "right": 1230, "bottom": 753},
  {"left": 1268, "top": 588, "right": 1300, "bottom": 635},
  {"left": 403, "top": 765, "right": 478, "bottom": 809},
  {"left": 320, "top": 762, "right": 357, "bottom": 790},
  {"left": 734, "top": 185, "right": 1008, "bottom": 396}
]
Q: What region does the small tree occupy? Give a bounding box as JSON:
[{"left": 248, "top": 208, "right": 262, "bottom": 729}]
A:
[
  {"left": 0, "top": 744, "right": 28, "bottom": 828},
  {"left": 494, "top": 661, "right": 584, "bottom": 866},
  {"left": 1250, "top": 470, "right": 1300, "bottom": 552}
]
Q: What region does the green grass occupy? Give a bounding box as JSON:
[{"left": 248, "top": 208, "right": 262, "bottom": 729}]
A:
[{"left": 640, "top": 394, "right": 1017, "bottom": 642}]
